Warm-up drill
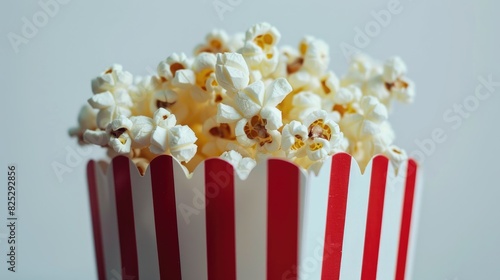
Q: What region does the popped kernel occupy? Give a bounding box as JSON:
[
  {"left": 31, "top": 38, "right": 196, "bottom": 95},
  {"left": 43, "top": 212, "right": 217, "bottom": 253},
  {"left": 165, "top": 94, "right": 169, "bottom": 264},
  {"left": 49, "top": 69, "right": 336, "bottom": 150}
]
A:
[
  {"left": 220, "top": 150, "right": 257, "bottom": 179},
  {"left": 173, "top": 52, "right": 219, "bottom": 102},
  {"left": 194, "top": 29, "right": 231, "bottom": 55},
  {"left": 281, "top": 120, "right": 308, "bottom": 158},
  {"left": 239, "top": 22, "right": 281, "bottom": 77},
  {"left": 340, "top": 96, "right": 388, "bottom": 141},
  {"left": 68, "top": 104, "right": 97, "bottom": 144},
  {"left": 288, "top": 91, "right": 322, "bottom": 122},
  {"left": 215, "top": 52, "right": 250, "bottom": 95},
  {"left": 157, "top": 53, "right": 190, "bottom": 82},
  {"left": 201, "top": 116, "right": 236, "bottom": 157}
]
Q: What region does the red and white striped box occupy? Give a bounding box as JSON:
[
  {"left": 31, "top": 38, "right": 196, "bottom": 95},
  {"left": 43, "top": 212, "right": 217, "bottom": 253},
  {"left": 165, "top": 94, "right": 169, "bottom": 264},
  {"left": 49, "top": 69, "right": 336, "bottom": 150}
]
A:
[{"left": 87, "top": 152, "right": 421, "bottom": 280}]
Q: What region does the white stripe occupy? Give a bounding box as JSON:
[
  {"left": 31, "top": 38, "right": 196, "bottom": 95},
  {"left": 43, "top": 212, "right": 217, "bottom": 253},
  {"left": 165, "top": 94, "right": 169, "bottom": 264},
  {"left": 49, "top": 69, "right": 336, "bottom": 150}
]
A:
[
  {"left": 234, "top": 161, "right": 268, "bottom": 280},
  {"left": 376, "top": 161, "right": 407, "bottom": 279},
  {"left": 298, "top": 157, "right": 332, "bottom": 280},
  {"left": 406, "top": 165, "right": 423, "bottom": 280},
  {"left": 296, "top": 165, "right": 308, "bottom": 280},
  {"left": 339, "top": 158, "right": 372, "bottom": 279},
  {"left": 129, "top": 162, "right": 160, "bottom": 279},
  {"left": 174, "top": 161, "right": 208, "bottom": 280},
  {"left": 96, "top": 162, "right": 122, "bottom": 280}
]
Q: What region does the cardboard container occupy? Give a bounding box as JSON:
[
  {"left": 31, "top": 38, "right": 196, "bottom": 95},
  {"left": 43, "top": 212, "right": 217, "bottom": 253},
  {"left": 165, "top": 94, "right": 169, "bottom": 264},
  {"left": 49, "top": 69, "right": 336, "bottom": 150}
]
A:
[{"left": 87, "top": 152, "right": 421, "bottom": 280}]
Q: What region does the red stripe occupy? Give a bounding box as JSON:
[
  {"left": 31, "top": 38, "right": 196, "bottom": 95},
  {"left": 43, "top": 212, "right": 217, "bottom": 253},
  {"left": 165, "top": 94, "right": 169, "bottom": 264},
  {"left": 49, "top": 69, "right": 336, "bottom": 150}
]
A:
[
  {"left": 361, "top": 156, "right": 389, "bottom": 280},
  {"left": 267, "top": 159, "right": 300, "bottom": 279},
  {"left": 321, "top": 153, "right": 352, "bottom": 279},
  {"left": 112, "top": 156, "right": 139, "bottom": 279},
  {"left": 395, "top": 159, "right": 418, "bottom": 280},
  {"left": 205, "top": 159, "right": 236, "bottom": 280},
  {"left": 150, "top": 156, "right": 182, "bottom": 280},
  {"left": 87, "top": 161, "right": 106, "bottom": 280}
]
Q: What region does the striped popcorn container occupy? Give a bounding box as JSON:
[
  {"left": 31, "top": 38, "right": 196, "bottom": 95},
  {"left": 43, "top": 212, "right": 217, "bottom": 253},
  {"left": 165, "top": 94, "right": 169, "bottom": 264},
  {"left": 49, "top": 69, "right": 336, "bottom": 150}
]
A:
[{"left": 86, "top": 152, "right": 421, "bottom": 280}]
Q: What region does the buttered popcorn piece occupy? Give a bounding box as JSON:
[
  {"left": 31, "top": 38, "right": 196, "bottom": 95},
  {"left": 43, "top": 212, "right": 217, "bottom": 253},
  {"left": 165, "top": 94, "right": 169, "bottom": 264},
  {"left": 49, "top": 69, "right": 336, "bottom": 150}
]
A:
[
  {"left": 281, "top": 120, "right": 308, "bottom": 158},
  {"left": 215, "top": 52, "right": 250, "bottom": 94},
  {"left": 300, "top": 36, "right": 330, "bottom": 77},
  {"left": 341, "top": 53, "right": 381, "bottom": 87},
  {"left": 68, "top": 104, "right": 98, "bottom": 144},
  {"left": 285, "top": 37, "right": 331, "bottom": 91},
  {"left": 149, "top": 108, "right": 198, "bottom": 163},
  {"left": 383, "top": 145, "right": 408, "bottom": 172},
  {"left": 238, "top": 22, "right": 281, "bottom": 78},
  {"left": 201, "top": 116, "right": 236, "bottom": 157},
  {"left": 168, "top": 125, "right": 198, "bottom": 162},
  {"left": 382, "top": 57, "right": 415, "bottom": 104},
  {"left": 303, "top": 110, "right": 344, "bottom": 160},
  {"left": 157, "top": 53, "right": 191, "bottom": 82},
  {"left": 323, "top": 85, "right": 362, "bottom": 117},
  {"left": 91, "top": 64, "right": 133, "bottom": 94},
  {"left": 282, "top": 110, "right": 344, "bottom": 162},
  {"left": 173, "top": 52, "right": 220, "bottom": 102},
  {"left": 217, "top": 78, "right": 292, "bottom": 152},
  {"left": 340, "top": 96, "right": 388, "bottom": 141},
  {"left": 383, "top": 56, "right": 407, "bottom": 84},
  {"left": 288, "top": 91, "right": 322, "bottom": 122},
  {"left": 220, "top": 150, "right": 257, "bottom": 179},
  {"left": 88, "top": 65, "right": 134, "bottom": 129},
  {"left": 194, "top": 29, "right": 231, "bottom": 55}
]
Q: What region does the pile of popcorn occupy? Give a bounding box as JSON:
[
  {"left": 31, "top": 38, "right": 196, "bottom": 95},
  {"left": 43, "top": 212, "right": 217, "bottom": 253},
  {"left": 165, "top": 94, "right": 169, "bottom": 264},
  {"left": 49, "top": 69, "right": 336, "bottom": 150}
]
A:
[{"left": 69, "top": 22, "right": 415, "bottom": 178}]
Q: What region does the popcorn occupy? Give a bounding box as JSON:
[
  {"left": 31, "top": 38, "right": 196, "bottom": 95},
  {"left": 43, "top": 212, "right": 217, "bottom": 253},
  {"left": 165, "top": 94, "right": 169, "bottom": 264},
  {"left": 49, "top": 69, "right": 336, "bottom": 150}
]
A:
[
  {"left": 83, "top": 128, "right": 110, "bottom": 147},
  {"left": 129, "top": 116, "right": 155, "bottom": 148},
  {"left": 341, "top": 53, "right": 381, "bottom": 87},
  {"left": 167, "top": 125, "right": 198, "bottom": 162},
  {"left": 70, "top": 22, "right": 416, "bottom": 174},
  {"left": 91, "top": 64, "right": 133, "bottom": 95},
  {"left": 88, "top": 65, "right": 134, "bottom": 129},
  {"left": 217, "top": 78, "right": 292, "bottom": 152},
  {"left": 219, "top": 150, "right": 256, "bottom": 179},
  {"left": 320, "top": 71, "right": 341, "bottom": 95},
  {"left": 288, "top": 91, "right": 322, "bottom": 122},
  {"left": 109, "top": 130, "right": 132, "bottom": 155},
  {"left": 383, "top": 145, "right": 408, "bottom": 172},
  {"left": 303, "top": 110, "right": 344, "bottom": 157},
  {"left": 322, "top": 84, "right": 362, "bottom": 118},
  {"left": 215, "top": 52, "right": 250, "bottom": 95},
  {"left": 88, "top": 89, "right": 133, "bottom": 129},
  {"left": 129, "top": 76, "right": 155, "bottom": 116},
  {"left": 157, "top": 53, "right": 191, "bottom": 82},
  {"left": 383, "top": 56, "right": 407, "bottom": 84},
  {"left": 201, "top": 116, "right": 236, "bottom": 157},
  {"left": 361, "top": 56, "right": 416, "bottom": 109},
  {"left": 389, "top": 77, "right": 415, "bottom": 104},
  {"left": 281, "top": 120, "right": 308, "bottom": 158},
  {"left": 300, "top": 36, "right": 330, "bottom": 77},
  {"left": 282, "top": 110, "right": 344, "bottom": 164},
  {"left": 149, "top": 108, "right": 198, "bottom": 163},
  {"left": 340, "top": 96, "right": 388, "bottom": 141},
  {"left": 68, "top": 104, "right": 97, "bottom": 144},
  {"left": 194, "top": 29, "right": 231, "bottom": 55},
  {"left": 238, "top": 22, "right": 281, "bottom": 77}
]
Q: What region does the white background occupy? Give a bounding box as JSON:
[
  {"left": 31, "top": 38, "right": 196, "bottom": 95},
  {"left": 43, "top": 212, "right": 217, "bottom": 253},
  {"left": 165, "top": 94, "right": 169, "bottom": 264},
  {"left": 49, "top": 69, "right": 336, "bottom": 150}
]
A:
[{"left": 1, "top": 0, "right": 499, "bottom": 279}]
